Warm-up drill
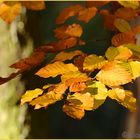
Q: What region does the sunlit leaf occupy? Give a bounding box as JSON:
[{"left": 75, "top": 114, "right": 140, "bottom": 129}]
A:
[
  {"left": 114, "top": 18, "right": 131, "bottom": 33},
  {"left": 30, "top": 91, "right": 63, "bottom": 109},
  {"left": 36, "top": 61, "right": 78, "bottom": 78},
  {"left": 118, "top": 1, "right": 139, "bottom": 9},
  {"left": 108, "top": 87, "right": 136, "bottom": 112},
  {"left": 96, "top": 61, "right": 132, "bottom": 86},
  {"left": 83, "top": 54, "right": 107, "bottom": 71},
  {"left": 21, "top": 88, "right": 43, "bottom": 105},
  {"left": 61, "top": 71, "right": 88, "bottom": 83},
  {"left": 84, "top": 81, "right": 108, "bottom": 109},
  {"left": 105, "top": 46, "right": 132, "bottom": 60}
]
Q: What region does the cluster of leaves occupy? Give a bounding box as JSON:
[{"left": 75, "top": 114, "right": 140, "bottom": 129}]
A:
[{"left": 0, "top": 1, "right": 140, "bottom": 119}]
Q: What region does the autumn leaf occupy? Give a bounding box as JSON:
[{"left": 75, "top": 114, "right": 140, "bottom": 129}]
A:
[
  {"left": 112, "top": 32, "right": 135, "bottom": 46},
  {"left": 21, "top": 1, "right": 46, "bottom": 10},
  {"left": 105, "top": 46, "right": 132, "bottom": 60},
  {"left": 100, "top": 10, "right": 116, "bottom": 31},
  {"left": 114, "top": 18, "right": 131, "bottom": 33},
  {"left": 83, "top": 54, "right": 107, "bottom": 71},
  {"left": 54, "top": 37, "right": 78, "bottom": 50},
  {"left": 74, "top": 55, "right": 87, "bottom": 72},
  {"left": 108, "top": 87, "right": 136, "bottom": 112},
  {"left": 121, "top": 61, "right": 140, "bottom": 80},
  {"left": 123, "top": 43, "right": 140, "bottom": 57},
  {"left": 0, "top": 2, "right": 22, "bottom": 24},
  {"left": 61, "top": 71, "right": 88, "bottom": 83},
  {"left": 83, "top": 81, "right": 108, "bottom": 109},
  {"left": 115, "top": 7, "right": 138, "bottom": 21},
  {"left": 63, "top": 92, "right": 94, "bottom": 119},
  {"left": 51, "top": 50, "right": 84, "bottom": 62},
  {"left": 118, "top": 1, "right": 139, "bottom": 9},
  {"left": 54, "top": 24, "right": 83, "bottom": 39},
  {"left": 30, "top": 91, "right": 63, "bottom": 109},
  {"left": 21, "top": 88, "right": 43, "bottom": 105},
  {"left": 77, "top": 7, "right": 97, "bottom": 23},
  {"left": 62, "top": 103, "right": 85, "bottom": 120},
  {"left": 36, "top": 61, "right": 78, "bottom": 78},
  {"left": 96, "top": 61, "right": 132, "bottom": 86},
  {"left": 56, "top": 5, "right": 84, "bottom": 24}
]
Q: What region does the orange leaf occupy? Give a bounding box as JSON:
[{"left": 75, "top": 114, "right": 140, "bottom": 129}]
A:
[
  {"left": 112, "top": 32, "right": 135, "bottom": 47},
  {"left": 54, "top": 37, "right": 78, "bottom": 50},
  {"left": 21, "top": 1, "right": 46, "bottom": 10},
  {"left": 69, "top": 82, "right": 86, "bottom": 92},
  {"left": 36, "top": 61, "right": 78, "bottom": 78},
  {"left": 56, "top": 5, "right": 84, "bottom": 24},
  {"left": 0, "top": 2, "right": 22, "bottom": 24},
  {"left": 77, "top": 7, "right": 97, "bottom": 23},
  {"left": 62, "top": 103, "right": 85, "bottom": 120},
  {"left": 96, "top": 61, "right": 132, "bottom": 86},
  {"left": 54, "top": 24, "right": 83, "bottom": 39},
  {"left": 115, "top": 7, "right": 138, "bottom": 21}
]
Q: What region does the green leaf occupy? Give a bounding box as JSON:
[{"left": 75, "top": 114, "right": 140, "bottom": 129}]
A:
[{"left": 83, "top": 54, "right": 107, "bottom": 71}]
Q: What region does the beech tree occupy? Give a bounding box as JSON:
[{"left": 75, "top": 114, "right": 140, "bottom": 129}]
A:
[{"left": 0, "top": 1, "right": 140, "bottom": 121}]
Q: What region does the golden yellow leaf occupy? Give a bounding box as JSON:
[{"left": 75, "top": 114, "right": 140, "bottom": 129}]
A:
[
  {"left": 69, "top": 82, "right": 86, "bottom": 92},
  {"left": 77, "top": 7, "right": 97, "bottom": 23},
  {"left": 21, "top": 88, "right": 43, "bottom": 105},
  {"left": 121, "top": 43, "right": 140, "bottom": 57},
  {"left": 52, "top": 50, "right": 84, "bottom": 62},
  {"left": 105, "top": 46, "right": 132, "bottom": 60},
  {"left": 114, "top": 18, "right": 131, "bottom": 33},
  {"left": 122, "top": 61, "right": 140, "bottom": 80},
  {"left": 0, "top": 2, "right": 21, "bottom": 24},
  {"left": 96, "top": 61, "right": 132, "bottom": 86},
  {"left": 61, "top": 71, "right": 88, "bottom": 83},
  {"left": 83, "top": 54, "right": 107, "bottom": 71},
  {"left": 30, "top": 91, "right": 63, "bottom": 109},
  {"left": 118, "top": 1, "right": 139, "bottom": 9},
  {"left": 84, "top": 81, "right": 108, "bottom": 109},
  {"left": 67, "top": 92, "right": 94, "bottom": 110},
  {"left": 36, "top": 61, "right": 78, "bottom": 78},
  {"left": 108, "top": 88, "right": 136, "bottom": 112}
]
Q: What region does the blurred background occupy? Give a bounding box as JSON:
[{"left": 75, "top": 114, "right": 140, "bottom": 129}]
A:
[{"left": 0, "top": 1, "right": 140, "bottom": 139}]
